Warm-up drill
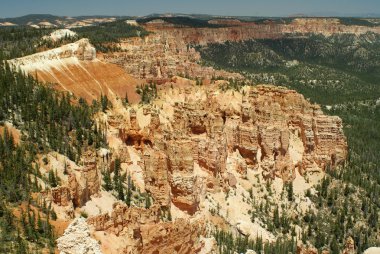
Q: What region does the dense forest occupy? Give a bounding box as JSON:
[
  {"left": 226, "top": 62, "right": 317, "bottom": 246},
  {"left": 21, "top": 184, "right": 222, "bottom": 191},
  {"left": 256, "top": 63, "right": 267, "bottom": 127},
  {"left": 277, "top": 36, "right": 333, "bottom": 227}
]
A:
[
  {"left": 199, "top": 33, "right": 380, "bottom": 253},
  {"left": 199, "top": 33, "right": 380, "bottom": 105},
  {"left": 72, "top": 19, "right": 149, "bottom": 52}
]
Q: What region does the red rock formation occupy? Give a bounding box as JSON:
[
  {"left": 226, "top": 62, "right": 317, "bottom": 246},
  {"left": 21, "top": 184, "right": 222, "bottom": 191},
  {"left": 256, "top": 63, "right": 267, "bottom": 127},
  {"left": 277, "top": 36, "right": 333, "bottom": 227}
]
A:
[
  {"left": 117, "top": 85, "right": 346, "bottom": 215},
  {"left": 69, "top": 150, "right": 101, "bottom": 207},
  {"left": 143, "top": 149, "right": 171, "bottom": 207},
  {"left": 87, "top": 202, "right": 160, "bottom": 235},
  {"left": 51, "top": 186, "right": 72, "bottom": 206},
  {"left": 49, "top": 150, "right": 102, "bottom": 208},
  {"left": 8, "top": 39, "right": 141, "bottom": 103},
  {"left": 145, "top": 18, "right": 380, "bottom": 45},
  {"left": 296, "top": 244, "right": 319, "bottom": 254},
  {"left": 140, "top": 218, "right": 205, "bottom": 254},
  {"left": 87, "top": 202, "right": 204, "bottom": 254},
  {"left": 100, "top": 33, "right": 243, "bottom": 81}
]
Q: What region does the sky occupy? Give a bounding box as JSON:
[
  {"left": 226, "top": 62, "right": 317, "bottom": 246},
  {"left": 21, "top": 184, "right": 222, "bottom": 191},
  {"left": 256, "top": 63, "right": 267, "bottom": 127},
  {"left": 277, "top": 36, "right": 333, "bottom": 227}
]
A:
[{"left": 0, "top": 0, "right": 380, "bottom": 18}]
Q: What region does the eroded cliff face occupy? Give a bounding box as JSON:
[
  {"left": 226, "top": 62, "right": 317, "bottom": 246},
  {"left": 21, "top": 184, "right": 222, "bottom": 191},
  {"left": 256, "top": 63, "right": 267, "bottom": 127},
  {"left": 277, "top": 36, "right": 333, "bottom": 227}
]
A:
[
  {"left": 145, "top": 18, "right": 380, "bottom": 44},
  {"left": 99, "top": 34, "right": 243, "bottom": 82},
  {"left": 8, "top": 39, "right": 141, "bottom": 103},
  {"left": 86, "top": 202, "right": 204, "bottom": 254},
  {"left": 117, "top": 85, "right": 346, "bottom": 214}
]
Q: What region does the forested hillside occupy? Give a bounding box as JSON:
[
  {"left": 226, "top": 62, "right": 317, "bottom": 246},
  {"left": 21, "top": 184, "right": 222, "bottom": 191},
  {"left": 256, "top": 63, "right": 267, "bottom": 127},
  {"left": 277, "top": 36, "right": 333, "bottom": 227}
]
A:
[
  {"left": 0, "top": 20, "right": 148, "bottom": 59},
  {"left": 0, "top": 30, "right": 108, "bottom": 252}
]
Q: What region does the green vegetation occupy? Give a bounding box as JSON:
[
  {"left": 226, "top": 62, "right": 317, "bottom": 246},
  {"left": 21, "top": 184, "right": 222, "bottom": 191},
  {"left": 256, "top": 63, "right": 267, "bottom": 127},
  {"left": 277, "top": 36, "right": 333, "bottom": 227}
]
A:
[
  {"left": 101, "top": 157, "right": 152, "bottom": 208},
  {"left": 338, "top": 17, "right": 379, "bottom": 27},
  {"left": 214, "top": 230, "right": 297, "bottom": 254},
  {"left": 0, "top": 18, "right": 149, "bottom": 60},
  {"left": 0, "top": 14, "right": 66, "bottom": 27},
  {"left": 73, "top": 19, "right": 149, "bottom": 52},
  {"left": 135, "top": 83, "right": 158, "bottom": 104},
  {"left": 199, "top": 33, "right": 380, "bottom": 104},
  {"left": 0, "top": 26, "right": 54, "bottom": 59},
  {"left": 0, "top": 127, "right": 57, "bottom": 253},
  {"left": 0, "top": 64, "right": 107, "bottom": 162}
]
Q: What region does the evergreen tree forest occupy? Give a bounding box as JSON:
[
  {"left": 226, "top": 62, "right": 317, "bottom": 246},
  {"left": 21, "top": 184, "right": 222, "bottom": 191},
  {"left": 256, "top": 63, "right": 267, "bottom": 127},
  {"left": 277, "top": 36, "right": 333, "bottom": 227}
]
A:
[{"left": 72, "top": 19, "right": 149, "bottom": 52}]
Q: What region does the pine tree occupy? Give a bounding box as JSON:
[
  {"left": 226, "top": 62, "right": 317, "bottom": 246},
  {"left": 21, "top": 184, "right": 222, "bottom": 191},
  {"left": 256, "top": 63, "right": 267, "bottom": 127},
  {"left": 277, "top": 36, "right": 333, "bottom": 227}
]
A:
[
  {"left": 330, "top": 237, "right": 339, "bottom": 254},
  {"left": 102, "top": 167, "right": 113, "bottom": 191},
  {"left": 273, "top": 206, "right": 280, "bottom": 228},
  {"left": 145, "top": 194, "right": 152, "bottom": 209},
  {"left": 125, "top": 92, "right": 129, "bottom": 105},
  {"left": 287, "top": 182, "right": 294, "bottom": 202}
]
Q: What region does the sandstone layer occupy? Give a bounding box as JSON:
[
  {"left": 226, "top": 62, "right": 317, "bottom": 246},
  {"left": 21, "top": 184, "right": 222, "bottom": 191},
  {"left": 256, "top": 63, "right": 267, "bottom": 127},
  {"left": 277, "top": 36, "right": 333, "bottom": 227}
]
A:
[{"left": 8, "top": 39, "right": 141, "bottom": 103}]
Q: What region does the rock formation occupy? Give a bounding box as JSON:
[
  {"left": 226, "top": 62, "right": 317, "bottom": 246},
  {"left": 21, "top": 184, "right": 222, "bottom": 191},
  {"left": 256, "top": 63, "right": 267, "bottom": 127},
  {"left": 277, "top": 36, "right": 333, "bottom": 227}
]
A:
[
  {"left": 296, "top": 245, "right": 319, "bottom": 254},
  {"left": 42, "top": 29, "right": 77, "bottom": 42},
  {"left": 49, "top": 149, "right": 103, "bottom": 209},
  {"left": 57, "top": 217, "right": 103, "bottom": 254},
  {"left": 86, "top": 202, "right": 204, "bottom": 253},
  {"left": 117, "top": 85, "right": 347, "bottom": 216},
  {"left": 139, "top": 218, "right": 205, "bottom": 254},
  {"left": 12, "top": 17, "right": 359, "bottom": 253},
  {"left": 363, "top": 247, "right": 380, "bottom": 254},
  {"left": 51, "top": 186, "right": 72, "bottom": 206}
]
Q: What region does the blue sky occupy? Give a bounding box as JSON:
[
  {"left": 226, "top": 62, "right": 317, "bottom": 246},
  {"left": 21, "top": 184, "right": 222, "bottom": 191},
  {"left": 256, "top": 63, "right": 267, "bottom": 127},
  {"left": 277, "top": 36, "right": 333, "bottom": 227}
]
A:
[{"left": 0, "top": 0, "right": 379, "bottom": 18}]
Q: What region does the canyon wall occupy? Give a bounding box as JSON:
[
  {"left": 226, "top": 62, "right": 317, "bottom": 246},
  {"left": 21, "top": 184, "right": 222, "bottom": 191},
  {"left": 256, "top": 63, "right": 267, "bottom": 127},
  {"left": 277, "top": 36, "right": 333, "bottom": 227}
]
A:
[{"left": 118, "top": 85, "right": 347, "bottom": 214}]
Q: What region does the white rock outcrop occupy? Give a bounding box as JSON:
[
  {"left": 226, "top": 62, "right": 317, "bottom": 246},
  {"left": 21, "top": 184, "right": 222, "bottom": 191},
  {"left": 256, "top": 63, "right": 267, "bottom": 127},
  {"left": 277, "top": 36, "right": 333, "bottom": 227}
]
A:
[
  {"left": 43, "top": 29, "right": 77, "bottom": 41},
  {"left": 57, "top": 217, "right": 103, "bottom": 254},
  {"left": 363, "top": 247, "right": 380, "bottom": 254},
  {"left": 8, "top": 38, "right": 96, "bottom": 74}
]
